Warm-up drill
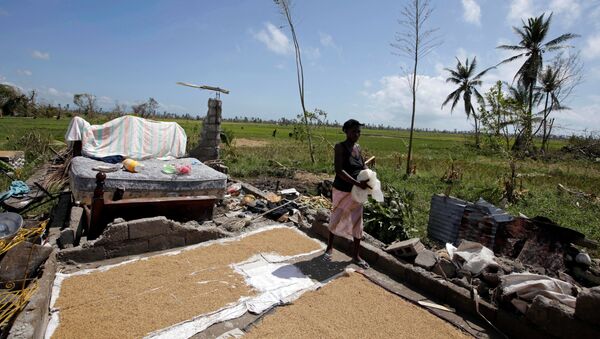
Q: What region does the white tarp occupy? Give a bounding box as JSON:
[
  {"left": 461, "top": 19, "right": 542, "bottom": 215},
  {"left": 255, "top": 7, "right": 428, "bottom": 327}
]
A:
[
  {"left": 65, "top": 115, "right": 187, "bottom": 160},
  {"left": 447, "top": 240, "right": 496, "bottom": 275},
  {"left": 500, "top": 273, "right": 577, "bottom": 310}
]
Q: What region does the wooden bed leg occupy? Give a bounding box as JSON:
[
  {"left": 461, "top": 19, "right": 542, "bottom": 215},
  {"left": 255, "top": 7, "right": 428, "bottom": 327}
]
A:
[{"left": 89, "top": 171, "right": 106, "bottom": 239}]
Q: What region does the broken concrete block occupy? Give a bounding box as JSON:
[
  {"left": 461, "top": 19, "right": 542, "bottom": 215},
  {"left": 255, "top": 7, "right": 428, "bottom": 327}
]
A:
[
  {"left": 414, "top": 250, "right": 437, "bottom": 270},
  {"left": 128, "top": 217, "right": 170, "bottom": 239},
  {"left": 432, "top": 258, "right": 457, "bottom": 278},
  {"left": 58, "top": 246, "right": 106, "bottom": 263},
  {"left": 575, "top": 286, "right": 600, "bottom": 324},
  {"left": 385, "top": 238, "right": 425, "bottom": 257},
  {"left": 148, "top": 235, "right": 185, "bottom": 252},
  {"left": 58, "top": 229, "right": 75, "bottom": 248},
  {"left": 528, "top": 295, "right": 600, "bottom": 338},
  {"left": 94, "top": 222, "right": 129, "bottom": 246},
  {"left": 0, "top": 242, "right": 52, "bottom": 283}
]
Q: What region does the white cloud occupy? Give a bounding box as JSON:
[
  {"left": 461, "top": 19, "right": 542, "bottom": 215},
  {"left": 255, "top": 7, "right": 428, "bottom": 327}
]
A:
[
  {"left": 462, "top": 0, "right": 481, "bottom": 25},
  {"left": 46, "top": 87, "right": 73, "bottom": 99},
  {"left": 253, "top": 22, "right": 292, "bottom": 55},
  {"left": 17, "top": 69, "right": 32, "bottom": 76},
  {"left": 360, "top": 74, "right": 474, "bottom": 130},
  {"left": 32, "top": 50, "right": 50, "bottom": 60},
  {"left": 319, "top": 32, "right": 335, "bottom": 47},
  {"left": 363, "top": 80, "right": 372, "bottom": 88},
  {"left": 583, "top": 34, "right": 600, "bottom": 60},
  {"left": 303, "top": 46, "right": 320, "bottom": 60},
  {"left": 507, "top": 0, "right": 535, "bottom": 24},
  {"left": 548, "top": 0, "right": 581, "bottom": 27}
]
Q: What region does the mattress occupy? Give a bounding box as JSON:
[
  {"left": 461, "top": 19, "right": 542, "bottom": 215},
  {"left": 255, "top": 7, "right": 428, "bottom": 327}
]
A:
[{"left": 69, "top": 156, "right": 227, "bottom": 205}]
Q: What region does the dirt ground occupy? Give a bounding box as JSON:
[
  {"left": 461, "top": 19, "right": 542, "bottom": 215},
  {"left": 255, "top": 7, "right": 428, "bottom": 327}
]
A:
[
  {"left": 233, "top": 138, "right": 269, "bottom": 148},
  {"left": 245, "top": 171, "right": 332, "bottom": 195}
]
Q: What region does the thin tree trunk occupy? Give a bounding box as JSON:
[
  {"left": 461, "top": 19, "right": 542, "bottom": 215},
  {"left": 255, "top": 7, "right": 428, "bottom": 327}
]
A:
[
  {"left": 526, "top": 81, "right": 534, "bottom": 147},
  {"left": 406, "top": 3, "right": 420, "bottom": 177},
  {"left": 541, "top": 92, "right": 549, "bottom": 152},
  {"left": 280, "top": 0, "right": 315, "bottom": 164},
  {"left": 406, "top": 55, "right": 418, "bottom": 176}
]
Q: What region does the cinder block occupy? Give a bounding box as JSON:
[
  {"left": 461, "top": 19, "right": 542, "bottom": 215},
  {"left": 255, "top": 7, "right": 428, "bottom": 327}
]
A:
[
  {"left": 128, "top": 217, "right": 169, "bottom": 239},
  {"left": 58, "top": 229, "right": 75, "bottom": 248},
  {"left": 385, "top": 238, "right": 425, "bottom": 257}
]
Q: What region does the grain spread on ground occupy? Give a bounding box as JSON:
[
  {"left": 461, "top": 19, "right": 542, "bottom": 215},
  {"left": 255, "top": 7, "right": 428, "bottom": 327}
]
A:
[
  {"left": 52, "top": 227, "right": 321, "bottom": 339},
  {"left": 244, "top": 272, "right": 470, "bottom": 339}
]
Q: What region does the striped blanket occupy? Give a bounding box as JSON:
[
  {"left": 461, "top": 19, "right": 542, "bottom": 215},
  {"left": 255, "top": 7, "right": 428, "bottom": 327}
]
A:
[{"left": 65, "top": 116, "right": 187, "bottom": 160}]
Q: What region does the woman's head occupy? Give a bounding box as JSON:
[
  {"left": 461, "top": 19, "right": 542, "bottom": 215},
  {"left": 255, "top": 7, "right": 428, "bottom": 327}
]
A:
[{"left": 342, "top": 119, "right": 363, "bottom": 143}]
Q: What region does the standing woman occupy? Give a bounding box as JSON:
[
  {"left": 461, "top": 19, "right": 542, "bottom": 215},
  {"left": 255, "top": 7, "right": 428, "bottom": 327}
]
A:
[{"left": 324, "top": 119, "right": 371, "bottom": 269}]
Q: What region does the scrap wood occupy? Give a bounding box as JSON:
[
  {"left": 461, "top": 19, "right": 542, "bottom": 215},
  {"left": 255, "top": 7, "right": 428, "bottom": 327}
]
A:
[
  {"left": 557, "top": 183, "right": 599, "bottom": 203},
  {"left": 417, "top": 300, "right": 453, "bottom": 312},
  {"left": 297, "top": 195, "right": 331, "bottom": 210}
]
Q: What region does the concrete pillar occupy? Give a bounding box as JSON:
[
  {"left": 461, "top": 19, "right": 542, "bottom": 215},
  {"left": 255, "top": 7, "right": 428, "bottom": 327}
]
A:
[{"left": 190, "top": 98, "right": 222, "bottom": 161}]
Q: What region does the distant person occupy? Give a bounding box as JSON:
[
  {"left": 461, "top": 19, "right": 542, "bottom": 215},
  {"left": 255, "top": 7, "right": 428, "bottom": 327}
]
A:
[
  {"left": 324, "top": 119, "right": 371, "bottom": 269},
  {"left": 272, "top": 129, "right": 277, "bottom": 137}
]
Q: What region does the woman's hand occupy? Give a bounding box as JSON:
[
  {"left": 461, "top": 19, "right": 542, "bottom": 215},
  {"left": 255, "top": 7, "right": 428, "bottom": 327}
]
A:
[{"left": 356, "top": 180, "right": 371, "bottom": 190}]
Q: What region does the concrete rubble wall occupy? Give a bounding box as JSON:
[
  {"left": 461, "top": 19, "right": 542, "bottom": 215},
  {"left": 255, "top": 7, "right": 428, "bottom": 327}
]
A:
[
  {"left": 58, "top": 217, "right": 230, "bottom": 263},
  {"left": 306, "top": 208, "right": 600, "bottom": 339},
  {"left": 189, "top": 98, "right": 221, "bottom": 162}
]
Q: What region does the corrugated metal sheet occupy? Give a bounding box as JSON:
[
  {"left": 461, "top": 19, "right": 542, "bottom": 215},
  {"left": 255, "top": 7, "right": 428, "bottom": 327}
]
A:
[{"left": 427, "top": 194, "right": 468, "bottom": 245}]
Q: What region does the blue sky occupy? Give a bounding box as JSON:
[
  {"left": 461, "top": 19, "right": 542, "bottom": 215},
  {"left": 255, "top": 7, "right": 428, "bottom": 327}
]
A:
[{"left": 1, "top": 0, "right": 600, "bottom": 134}]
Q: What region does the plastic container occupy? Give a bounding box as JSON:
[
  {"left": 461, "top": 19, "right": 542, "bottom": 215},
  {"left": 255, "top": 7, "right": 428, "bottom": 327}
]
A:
[{"left": 123, "top": 159, "right": 144, "bottom": 173}]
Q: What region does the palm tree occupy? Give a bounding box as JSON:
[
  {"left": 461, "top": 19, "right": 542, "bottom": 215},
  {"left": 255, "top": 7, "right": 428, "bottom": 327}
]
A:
[
  {"left": 506, "top": 82, "right": 542, "bottom": 151},
  {"left": 536, "top": 65, "right": 564, "bottom": 152},
  {"left": 497, "top": 13, "right": 578, "bottom": 147},
  {"left": 442, "top": 57, "right": 494, "bottom": 148}
]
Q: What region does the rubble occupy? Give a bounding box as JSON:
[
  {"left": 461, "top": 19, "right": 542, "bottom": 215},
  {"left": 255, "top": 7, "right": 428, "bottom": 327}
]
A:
[
  {"left": 414, "top": 250, "right": 437, "bottom": 270},
  {"left": 575, "top": 286, "right": 600, "bottom": 324}
]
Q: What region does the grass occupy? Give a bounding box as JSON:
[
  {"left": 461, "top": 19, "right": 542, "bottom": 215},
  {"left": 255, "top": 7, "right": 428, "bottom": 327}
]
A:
[{"left": 1, "top": 116, "right": 599, "bottom": 247}]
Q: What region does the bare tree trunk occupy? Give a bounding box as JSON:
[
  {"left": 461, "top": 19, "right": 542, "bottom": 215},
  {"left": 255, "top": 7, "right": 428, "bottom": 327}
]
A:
[
  {"left": 526, "top": 81, "right": 534, "bottom": 148},
  {"left": 278, "top": 0, "right": 315, "bottom": 164},
  {"left": 406, "top": 68, "right": 417, "bottom": 176}
]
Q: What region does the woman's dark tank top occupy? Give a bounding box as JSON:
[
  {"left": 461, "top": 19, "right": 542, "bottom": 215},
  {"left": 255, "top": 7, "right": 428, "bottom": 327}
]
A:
[{"left": 332, "top": 142, "right": 365, "bottom": 192}]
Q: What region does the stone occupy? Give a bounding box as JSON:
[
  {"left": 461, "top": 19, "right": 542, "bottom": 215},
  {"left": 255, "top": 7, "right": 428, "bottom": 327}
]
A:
[
  {"left": 385, "top": 238, "right": 424, "bottom": 257},
  {"left": 432, "top": 258, "right": 457, "bottom": 278},
  {"left": 414, "top": 249, "right": 437, "bottom": 270},
  {"left": 58, "top": 246, "right": 106, "bottom": 263},
  {"left": 148, "top": 235, "right": 185, "bottom": 252},
  {"left": 575, "top": 286, "right": 600, "bottom": 324},
  {"left": 58, "top": 229, "right": 75, "bottom": 248},
  {"left": 315, "top": 208, "right": 330, "bottom": 222},
  {"left": 0, "top": 242, "right": 52, "bottom": 283},
  {"left": 572, "top": 266, "right": 600, "bottom": 286},
  {"left": 128, "top": 217, "right": 170, "bottom": 239}
]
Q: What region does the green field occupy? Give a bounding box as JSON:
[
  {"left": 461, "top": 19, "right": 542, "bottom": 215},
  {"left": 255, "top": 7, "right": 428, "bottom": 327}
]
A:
[{"left": 1, "top": 116, "right": 599, "bottom": 247}]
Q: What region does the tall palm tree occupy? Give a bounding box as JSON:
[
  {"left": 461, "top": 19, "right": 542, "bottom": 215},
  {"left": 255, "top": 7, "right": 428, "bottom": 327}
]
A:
[
  {"left": 442, "top": 57, "right": 493, "bottom": 148},
  {"left": 497, "top": 13, "right": 578, "bottom": 147},
  {"left": 506, "top": 82, "right": 542, "bottom": 150}
]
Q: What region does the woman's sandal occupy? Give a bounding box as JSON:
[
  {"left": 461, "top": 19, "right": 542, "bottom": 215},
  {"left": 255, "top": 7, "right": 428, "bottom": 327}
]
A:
[
  {"left": 353, "top": 258, "right": 370, "bottom": 269},
  {"left": 322, "top": 251, "right": 332, "bottom": 261}
]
